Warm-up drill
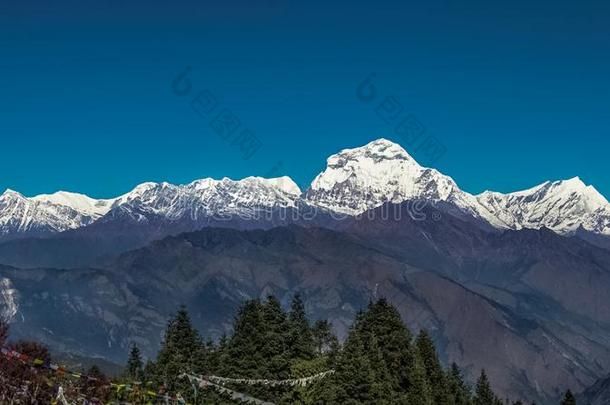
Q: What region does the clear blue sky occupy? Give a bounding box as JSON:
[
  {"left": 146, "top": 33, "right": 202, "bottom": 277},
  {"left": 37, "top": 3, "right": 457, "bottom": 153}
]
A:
[{"left": 1, "top": 0, "right": 608, "bottom": 198}]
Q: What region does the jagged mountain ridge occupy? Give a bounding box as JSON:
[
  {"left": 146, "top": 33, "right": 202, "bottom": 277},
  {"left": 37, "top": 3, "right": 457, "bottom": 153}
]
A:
[
  {"left": 0, "top": 176, "right": 301, "bottom": 240},
  {"left": 0, "top": 190, "right": 114, "bottom": 239},
  {"left": 306, "top": 139, "right": 610, "bottom": 236},
  {"left": 477, "top": 177, "right": 610, "bottom": 235},
  {"left": 103, "top": 176, "right": 301, "bottom": 223},
  {"left": 1, "top": 139, "right": 608, "bottom": 243}
]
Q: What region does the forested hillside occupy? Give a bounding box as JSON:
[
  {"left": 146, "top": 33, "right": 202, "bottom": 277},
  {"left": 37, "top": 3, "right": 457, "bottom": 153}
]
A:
[{"left": 0, "top": 297, "right": 577, "bottom": 404}]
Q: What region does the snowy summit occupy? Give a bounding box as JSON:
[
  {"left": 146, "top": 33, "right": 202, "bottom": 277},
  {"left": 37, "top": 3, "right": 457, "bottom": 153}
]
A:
[{"left": 0, "top": 138, "right": 608, "bottom": 239}]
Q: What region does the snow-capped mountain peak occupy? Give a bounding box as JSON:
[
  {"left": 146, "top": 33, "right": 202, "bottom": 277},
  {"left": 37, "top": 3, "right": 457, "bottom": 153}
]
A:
[
  {"left": 1, "top": 189, "right": 26, "bottom": 200},
  {"left": 187, "top": 176, "right": 301, "bottom": 197},
  {"left": 306, "top": 138, "right": 472, "bottom": 215},
  {"left": 31, "top": 191, "right": 115, "bottom": 218},
  {"left": 251, "top": 176, "right": 301, "bottom": 196},
  {"left": 476, "top": 177, "right": 610, "bottom": 235},
  {"left": 328, "top": 138, "right": 417, "bottom": 163},
  {"left": 548, "top": 177, "right": 609, "bottom": 207},
  {"left": 305, "top": 138, "right": 610, "bottom": 235},
  {"left": 0, "top": 189, "right": 115, "bottom": 238}
]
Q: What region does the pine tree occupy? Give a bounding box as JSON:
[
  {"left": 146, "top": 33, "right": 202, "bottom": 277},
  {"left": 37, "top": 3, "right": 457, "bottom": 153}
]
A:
[
  {"left": 323, "top": 330, "right": 379, "bottom": 404},
  {"left": 355, "top": 299, "right": 429, "bottom": 402},
  {"left": 405, "top": 349, "right": 434, "bottom": 405},
  {"left": 320, "top": 299, "right": 437, "bottom": 404},
  {"left": 154, "top": 305, "right": 204, "bottom": 390},
  {"left": 125, "top": 343, "right": 143, "bottom": 381},
  {"left": 368, "top": 335, "right": 396, "bottom": 403},
  {"left": 312, "top": 319, "right": 339, "bottom": 355},
  {"left": 446, "top": 362, "right": 472, "bottom": 405},
  {"left": 312, "top": 319, "right": 340, "bottom": 368},
  {"left": 560, "top": 390, "right": 576, "bottom": 405},
  {"left": 288, "top": 294, "right": 315, "bottom": 360},
  {"left": 474, "top": 370, "right": 499, "bottom": 405},
  {"left": 142, "top": 360, "right": 156, "bottom": 382},
  {"left": 416, "top": 329, "right": 450, "bottom": 404},
  {"left": 224, "top": 299, "right": 267, "bottom": 378},
  {"left": 261, "top": 295, "right": 291, "bottom": 378},
  {"left": 213, "top": 333, "right": 229, "bottom": 375}
]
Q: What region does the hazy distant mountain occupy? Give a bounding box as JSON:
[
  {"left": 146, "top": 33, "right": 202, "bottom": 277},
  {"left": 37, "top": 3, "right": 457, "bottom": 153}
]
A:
[{"left": 4, "top": 224, "right": 610, "bottom": 403}]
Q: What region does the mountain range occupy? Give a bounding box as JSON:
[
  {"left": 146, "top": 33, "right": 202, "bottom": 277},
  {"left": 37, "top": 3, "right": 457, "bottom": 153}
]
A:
[
  {"left": 1, "top": 138, "right": 610, "bottom": 404},
  {"left": 2, "top": 139, "right": 609, "bottom": 245}
]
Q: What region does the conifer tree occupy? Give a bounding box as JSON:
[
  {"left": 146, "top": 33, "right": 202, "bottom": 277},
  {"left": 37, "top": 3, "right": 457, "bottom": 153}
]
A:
[
  {"left": 218, "top": 333, "right": 228, "bottom": 351},
  {"left": 143, "top": 360, "right": 156, "bottom": 382},
  {"left": 446, "top": 362, "right": 472, "bottom": 405},
  {"left": 312, "top": 319, "right": 340, "bottom": 367},
  {"left": 321, "top": 299, "right": 435, "bottom": 404},
  {"left": 213, "top": 333, "right": 229, "bottom": 374},
  {"left": 154, "top": 305, "right": 204, "bottom": 389},
  {"left": 312, "top": 319, "right": 337, "bottom": 354},
  {"left": 225, "top": 299, "right": 267, "bottom": 378},
  {"left": 288, "top": 294, "right": 315, "bottom": 360},
  {"left": 261, "top": 295, "right": 291, "bottom": 378},
  {"left": 474, "top": 370, "right": 500, "bottom": 405},
  {"left": 354, "top": 299, "right": 430, "bottom": 402},
  {"left": 125, "top": 343, "right": 143, "bottom": 381},
  {"left": 323, "top": 330, "right": 380, "bottom": 404},
  {"left": 416, "top": 329, "right": 450, "bottom": 404},
  {"left": 368, "top": 335, "right": 396, "bottom": 403},
  {"left": 560, "top": 390, "right": 576, "bottom": 405},
  {"left": 405, "top": 350, "right": 434, "bottom": 405}
]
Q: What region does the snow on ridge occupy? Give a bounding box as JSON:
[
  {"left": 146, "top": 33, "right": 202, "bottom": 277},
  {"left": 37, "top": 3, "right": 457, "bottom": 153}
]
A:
[
  {"left": 0, "top": 138, "right": 608, "bottom": 237},
  {"left": 97, "top": 175, "right": 304, "bottom": 223},
  {"left": 0, "top": 175, "right": 303, "bottom": 236},
  {"left": 307, "top": 138, "right": 482, "bottom": 217},
  {"left": 306, "top": 138, "right": 610, "bottom": 235},
  {"left": 32, "top": 191, "right": 116, "bottom": 217},
  {"left": 476, "top": 176, "right": 610, "bottom": 235}
]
